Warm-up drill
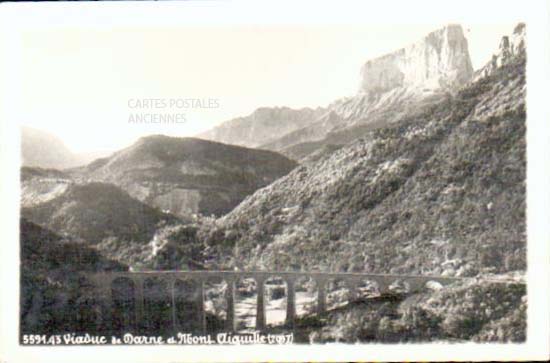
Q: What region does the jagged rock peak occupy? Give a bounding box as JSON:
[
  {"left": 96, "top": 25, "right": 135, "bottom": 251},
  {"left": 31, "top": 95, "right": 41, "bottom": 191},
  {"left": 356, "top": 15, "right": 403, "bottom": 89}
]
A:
[
  {"left": 510, "top": 22, "right": 526, "bottom": 56},
  {"left": 474, "top": 23, "right": 525, "bottom": 80},
  {"left": 359, "top": 24, "right": 473, "bottom": 96}
]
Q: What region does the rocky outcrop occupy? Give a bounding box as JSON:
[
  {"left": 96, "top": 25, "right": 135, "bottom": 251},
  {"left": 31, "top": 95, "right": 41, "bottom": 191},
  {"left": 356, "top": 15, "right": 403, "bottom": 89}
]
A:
[
  {"left": 332, "top": 24, "right": 472, "bottom": 121},
  {"left": 254, "top": 25, "right": 474, "bottom": 159},
  {"left": 359, "top": 25, "right": 473, "bottom": 96},
  {"left": 474, "top": 23, "right": 526, "bottom": 81},
  {"left": 201, "top": 25, "right": 474, "bottom": 160}
]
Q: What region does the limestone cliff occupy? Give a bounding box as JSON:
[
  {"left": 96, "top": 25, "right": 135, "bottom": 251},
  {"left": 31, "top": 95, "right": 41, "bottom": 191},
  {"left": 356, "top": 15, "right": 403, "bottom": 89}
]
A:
[
  {"left": 331, "top": 24, "right": 473, "bottom": 121},
  {"left": 257, "top": 25, "right": 475, "bottom": 158},
  {"left": 359, "top": 25, "right": 473, "bottom": 96}
]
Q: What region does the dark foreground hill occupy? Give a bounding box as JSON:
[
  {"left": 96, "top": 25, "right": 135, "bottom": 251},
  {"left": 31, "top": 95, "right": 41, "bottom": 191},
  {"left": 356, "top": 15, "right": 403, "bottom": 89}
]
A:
[
  {"left": 20, "top": 218, "right": 127, "bottom": 336},
  {"left": 209, "top": 55, "right": 526, "bottom": 277},
  {"left": 22, "top": 182, "right": 178, "bottom": 245},
  {"left": 78, "top": 135, "right": 297, "bottom": 218},
  {"left": 21, "top": 182, "right": 181, "bottom": 265}
]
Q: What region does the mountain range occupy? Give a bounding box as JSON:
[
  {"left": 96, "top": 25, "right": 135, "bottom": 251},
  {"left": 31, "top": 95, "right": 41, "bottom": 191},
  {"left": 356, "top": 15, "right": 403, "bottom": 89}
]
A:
[
  {"left": 214, "top": 54, "right": 526, "bottom": 276},
  {"left": 21, "top": 24, "right": 526, "bottom": 271},
  {"left": 19, "top": 23, "right": 527, "bottom": 342},
  {"left": 200, "top": 24, "right": 475, "bottom": 161}
]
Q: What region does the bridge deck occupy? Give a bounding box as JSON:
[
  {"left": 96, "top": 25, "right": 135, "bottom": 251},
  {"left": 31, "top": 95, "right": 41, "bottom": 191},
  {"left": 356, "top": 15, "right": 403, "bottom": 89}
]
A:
[{"left": 82, "top": 270, "right": 522, "bottom": 334}]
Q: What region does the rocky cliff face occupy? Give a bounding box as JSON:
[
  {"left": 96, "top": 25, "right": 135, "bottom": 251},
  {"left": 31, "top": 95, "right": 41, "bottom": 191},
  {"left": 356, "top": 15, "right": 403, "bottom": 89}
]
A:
[
  {"left": 200, "top": 25, "right": 474, "bottom": 159},
  {"left": 257, "top": 25, "right": 474, "bottom": 159},
  {"left": 330, "top": 24, "right": 473, "bottom": 122},
  {"left": 359, "top": 25, "right": 473, "bottom": 96}
]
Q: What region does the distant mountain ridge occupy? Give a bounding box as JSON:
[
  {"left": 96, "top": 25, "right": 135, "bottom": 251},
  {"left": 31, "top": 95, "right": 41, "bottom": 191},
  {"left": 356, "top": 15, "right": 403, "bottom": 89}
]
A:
[
  {"left": 21, "top": 127, "right": 110, "bottom": 169},
  {"left": 21, "top": 135, "right": 298, "bottom": 266},
  {"left": 200, "top": 24, "right": 474, "bottom": 160},
  {"left": 197, "top": 106, "right": 327, "bottom": 148}
]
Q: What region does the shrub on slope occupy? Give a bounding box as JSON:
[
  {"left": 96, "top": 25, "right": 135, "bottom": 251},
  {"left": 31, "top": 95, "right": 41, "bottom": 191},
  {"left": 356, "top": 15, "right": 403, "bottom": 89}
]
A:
[{"left": 214, "top": 57, "right": 526, "bottom": 276}]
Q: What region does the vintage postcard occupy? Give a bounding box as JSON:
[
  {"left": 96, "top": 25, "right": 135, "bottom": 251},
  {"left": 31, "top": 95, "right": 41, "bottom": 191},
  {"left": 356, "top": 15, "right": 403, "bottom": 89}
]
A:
[{"left": 1, "top": 0, "right": 549, "bottom": 362}]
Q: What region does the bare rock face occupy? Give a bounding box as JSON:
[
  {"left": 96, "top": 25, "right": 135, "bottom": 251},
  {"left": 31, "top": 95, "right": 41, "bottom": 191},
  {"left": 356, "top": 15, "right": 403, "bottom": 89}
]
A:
[
  {"left": 474, "top": 23, "right": 526, "bottom": 81},
  {"left": 200, "top": 25, "right": 476, "bottom": 161},
  {"left": 359, "top": 25, "right": 473, "bottom": 96}
]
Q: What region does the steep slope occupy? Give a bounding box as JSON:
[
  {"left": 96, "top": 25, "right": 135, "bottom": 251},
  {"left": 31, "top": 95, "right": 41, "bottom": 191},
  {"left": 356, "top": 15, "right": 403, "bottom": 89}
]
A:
[
  {"left": 198, "top": 106, "right": 327, "bottom": 148},
  {"left": 266, "top": 92, "right": 448, "bottom": 160},
  {"left": 79, "top": 135, "right": 297, "bottom": 218},
  {"left": 213, "top": 53, "right": 525, "bottom": 276}
]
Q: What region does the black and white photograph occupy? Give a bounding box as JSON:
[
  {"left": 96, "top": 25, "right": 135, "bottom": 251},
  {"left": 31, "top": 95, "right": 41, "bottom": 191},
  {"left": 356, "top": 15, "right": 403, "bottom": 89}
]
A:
[{"left": 1, "top": 0, "right": 549, "bottom": 362}]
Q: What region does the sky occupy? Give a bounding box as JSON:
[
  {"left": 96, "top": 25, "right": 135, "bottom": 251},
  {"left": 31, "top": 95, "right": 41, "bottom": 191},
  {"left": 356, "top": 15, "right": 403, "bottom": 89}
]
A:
[{"left": 17, "top": 23, "right": 518, "bottom": 153}]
